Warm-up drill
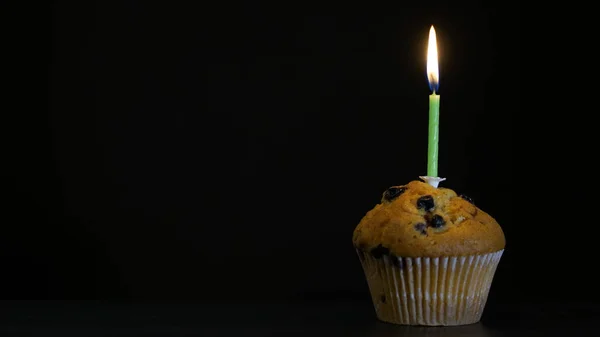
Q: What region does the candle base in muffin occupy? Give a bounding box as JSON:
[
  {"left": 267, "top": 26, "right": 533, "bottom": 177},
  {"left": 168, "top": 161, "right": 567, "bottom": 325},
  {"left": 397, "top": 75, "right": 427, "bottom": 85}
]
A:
[{"left": 353, "top": 180, "right": 505, "bottom": 326}]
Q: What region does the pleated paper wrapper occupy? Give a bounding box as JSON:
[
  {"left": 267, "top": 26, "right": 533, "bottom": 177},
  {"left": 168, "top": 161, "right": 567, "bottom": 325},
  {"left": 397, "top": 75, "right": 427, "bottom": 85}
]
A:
[{"left": 357, "top": 249, "right": 503, "bottom": 326}]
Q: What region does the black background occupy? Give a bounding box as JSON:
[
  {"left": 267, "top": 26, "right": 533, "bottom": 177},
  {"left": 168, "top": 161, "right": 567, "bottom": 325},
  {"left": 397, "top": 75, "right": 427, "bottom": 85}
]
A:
[{"left": 7, "top": 1, "right": 577, "bottom": 314}]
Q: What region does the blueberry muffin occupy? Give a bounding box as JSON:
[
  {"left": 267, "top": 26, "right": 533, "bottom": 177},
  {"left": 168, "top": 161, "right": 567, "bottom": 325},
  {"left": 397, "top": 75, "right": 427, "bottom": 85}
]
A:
[{"left": 353, "top": 180, "right": 505, "bottom": 326}]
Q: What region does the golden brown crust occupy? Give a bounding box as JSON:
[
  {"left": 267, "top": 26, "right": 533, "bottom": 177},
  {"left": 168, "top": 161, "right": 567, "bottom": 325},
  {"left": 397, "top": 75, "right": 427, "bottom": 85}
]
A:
[{"left": 352, "top": 180, "right": 505, "bottom": 257}]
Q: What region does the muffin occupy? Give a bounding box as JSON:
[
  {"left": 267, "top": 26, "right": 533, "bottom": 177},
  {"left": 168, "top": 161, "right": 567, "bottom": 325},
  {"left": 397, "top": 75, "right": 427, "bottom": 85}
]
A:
[{"left": 353, "top": 180, "right": 505, "bottom": 326}]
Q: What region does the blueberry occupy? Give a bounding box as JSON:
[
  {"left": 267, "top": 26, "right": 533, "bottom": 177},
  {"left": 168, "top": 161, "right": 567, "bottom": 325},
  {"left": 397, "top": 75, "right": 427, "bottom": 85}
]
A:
[
  {"left": 429, "top": 214, "right": 446, "bottom": 228},
  {"left": 370, "top": 244, "right": 390, "bottom": 259},
  {"left": 417, "top": 195, "right": 435, "bottom": 211},
  {"left": 383, "top": 186, "right": 406, "bottom": 201},
  {"left": 460, "top": 194, "right": 475, "bottom": 205},
  {"left": 414, "top": 223, "right": 427, "bottom": 235}
]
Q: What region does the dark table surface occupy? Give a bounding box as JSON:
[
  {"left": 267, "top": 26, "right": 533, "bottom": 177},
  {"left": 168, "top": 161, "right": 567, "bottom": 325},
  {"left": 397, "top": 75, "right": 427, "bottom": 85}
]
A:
[{"left": 0, "top": 300, "right": 597, "bottom": 336}]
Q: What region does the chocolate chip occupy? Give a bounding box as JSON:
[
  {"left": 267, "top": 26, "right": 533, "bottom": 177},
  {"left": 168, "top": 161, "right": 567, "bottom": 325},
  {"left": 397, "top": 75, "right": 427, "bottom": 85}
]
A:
[
  {"left": 380, "top": 295, "right": 386, "bottom": 303},
  {"left": 383, "top": 186, "right": 406, "bottom": 201},
  {"left": 417, "top": 195, "right": 435, "bottom": 211},
  {"left": 429, "top": 214, "right": 446, "bottom": 228},
  {"left": 370, "top": 244, "right": 390, "bottom": 259},
  {"left": 460, "top": 194, "right": 475, "bottom": 205},
  {"left": 414, "top": 223, "right": 427, "bottom": 235}
]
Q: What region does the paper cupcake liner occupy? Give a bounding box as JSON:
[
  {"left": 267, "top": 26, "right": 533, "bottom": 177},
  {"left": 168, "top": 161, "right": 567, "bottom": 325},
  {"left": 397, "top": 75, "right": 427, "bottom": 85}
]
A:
[{"left": 356, "top": 249, "right": 503, "bottom": 326}]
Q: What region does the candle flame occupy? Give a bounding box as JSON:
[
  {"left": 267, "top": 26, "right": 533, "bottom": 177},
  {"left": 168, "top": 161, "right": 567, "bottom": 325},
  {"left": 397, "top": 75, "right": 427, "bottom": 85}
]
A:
[{"left": 427, "top": 25, "right": 439, "bottom": 93}]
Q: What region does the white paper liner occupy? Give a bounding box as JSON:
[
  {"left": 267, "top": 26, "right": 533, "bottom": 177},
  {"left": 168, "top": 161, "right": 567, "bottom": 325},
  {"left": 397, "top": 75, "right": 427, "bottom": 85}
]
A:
[
  {"left": 419, "top": 176, "right": 446, "bottom": 188},
  {"left": 356, "top": 249, "right": 503, "bottom": 326}
]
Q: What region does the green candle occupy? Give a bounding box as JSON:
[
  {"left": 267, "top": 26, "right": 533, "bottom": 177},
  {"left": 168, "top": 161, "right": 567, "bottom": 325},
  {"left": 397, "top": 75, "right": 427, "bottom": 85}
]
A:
[
  {"left": 426, "top": 25, "right": 440, "bottom": 177},
  {"left": 428, "top": 92, "right": 440, "bottom": 177}
]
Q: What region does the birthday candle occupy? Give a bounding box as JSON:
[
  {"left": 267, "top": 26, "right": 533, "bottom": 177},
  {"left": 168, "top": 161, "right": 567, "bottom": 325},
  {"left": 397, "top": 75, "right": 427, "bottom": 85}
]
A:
[{"left": 427, "top": 25, "right": 440, "bottom": 178}]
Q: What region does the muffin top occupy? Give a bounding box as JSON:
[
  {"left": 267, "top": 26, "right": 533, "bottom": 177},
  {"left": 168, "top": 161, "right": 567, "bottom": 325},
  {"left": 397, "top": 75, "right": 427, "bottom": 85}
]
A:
[{"left": 352, "top": 180, "right": 505, "bottom": 257}]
